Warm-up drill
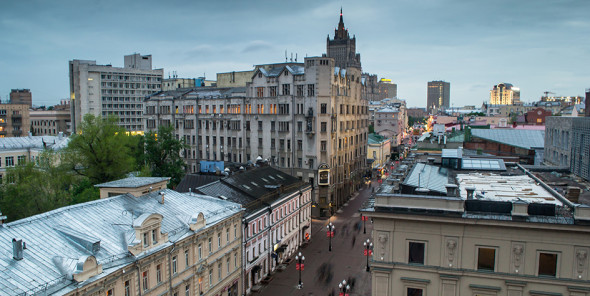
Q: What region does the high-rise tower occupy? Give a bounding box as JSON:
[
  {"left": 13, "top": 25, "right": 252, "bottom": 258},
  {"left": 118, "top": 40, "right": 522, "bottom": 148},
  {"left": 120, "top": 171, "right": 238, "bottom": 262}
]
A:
[{"left": 326, "top": 9, "right": 361, "bottom": 69}]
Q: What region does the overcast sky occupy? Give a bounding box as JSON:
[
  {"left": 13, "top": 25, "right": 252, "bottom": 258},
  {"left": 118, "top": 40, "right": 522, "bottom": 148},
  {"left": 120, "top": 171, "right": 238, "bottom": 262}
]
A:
[{"left": 1, "top": 0, "right": 589, "bottom": 107}]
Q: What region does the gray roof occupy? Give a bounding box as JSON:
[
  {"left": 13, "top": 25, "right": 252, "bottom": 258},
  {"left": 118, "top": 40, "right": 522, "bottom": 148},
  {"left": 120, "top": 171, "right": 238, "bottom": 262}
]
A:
[
  {"left": 470, "top": 129, "right": 545, "bottom": 149},
  {"left": 442, "top": 148, "right": 462, "bottom": 159},
  {"left": 258, "top": 65, "right": 305, "bottom": 77},
  {"left": 0, "top": 135, "right": 70, "bottom": 151},
  {"left": 0, "top": 190, "right": 242, "bottom": 296},
  {"left": 95, "top": 176, "right": 170, "bottom": 188},
  {"left": 176, "top": 174, "right": 223, "bottom": 193},
  {"left": 403, "top": 163, "right": 449, "bottom": 194}
]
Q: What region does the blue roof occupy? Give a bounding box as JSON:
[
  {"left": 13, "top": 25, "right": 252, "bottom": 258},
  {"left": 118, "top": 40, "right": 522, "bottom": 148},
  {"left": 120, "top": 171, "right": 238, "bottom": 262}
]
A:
[{"left": 403, "top": 163, "right": 449, "bottom": 194}]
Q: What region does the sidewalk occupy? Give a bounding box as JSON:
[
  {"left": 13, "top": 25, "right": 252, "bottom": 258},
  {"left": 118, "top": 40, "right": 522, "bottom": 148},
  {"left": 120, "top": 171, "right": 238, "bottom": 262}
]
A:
[{"left": 256, "top": 185, "right": 375, "bottom": 296}]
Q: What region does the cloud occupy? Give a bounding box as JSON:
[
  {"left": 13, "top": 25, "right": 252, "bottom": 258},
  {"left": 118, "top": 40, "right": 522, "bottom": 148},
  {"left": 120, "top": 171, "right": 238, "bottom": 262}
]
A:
[{"left": 241, "top": 40, "right": 273, "bottom": 53}]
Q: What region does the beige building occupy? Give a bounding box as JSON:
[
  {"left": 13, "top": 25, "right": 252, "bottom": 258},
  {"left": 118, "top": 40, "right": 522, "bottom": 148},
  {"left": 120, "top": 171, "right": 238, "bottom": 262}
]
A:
[
  {"left": 490, "top": 82, "right": 521, "bottom": 105},
  {"left": 217, "top": 70, "right": 255, "bottom": 88},
  {"left": 368, "top": 134, "right": 391, "bottom": 171},
  {"left": 0, "top": 103, "right": 30, "bottom": 138},
  {"left": 69, "top": 53, "right": 163, "bottom": 133},
  {"left": 364, "top": 164, "right": 590, "bottom": 296},
  {"left": 9, "top": 89, "right": 32, "bottom": 107},
  {"left": 30, "top": 109, "right": 71, "bottom": 136},
  {"left": 0, "top": 177, "right": 244, "bottom": 296}
]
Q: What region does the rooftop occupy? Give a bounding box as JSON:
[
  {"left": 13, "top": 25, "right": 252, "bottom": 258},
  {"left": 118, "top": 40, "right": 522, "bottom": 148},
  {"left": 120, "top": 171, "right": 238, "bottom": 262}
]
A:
[
  {"left": 94, "top": 176, "right": 170, "bottom": 188},
  {"left": 0, "top": 135, "right": 70, "bottom": 151},
  {"left": 470, "top": 129, "right": 545, "bottom": 149},
  {"left": 0, "top": 189, "right": 242, "bottom": 296}
]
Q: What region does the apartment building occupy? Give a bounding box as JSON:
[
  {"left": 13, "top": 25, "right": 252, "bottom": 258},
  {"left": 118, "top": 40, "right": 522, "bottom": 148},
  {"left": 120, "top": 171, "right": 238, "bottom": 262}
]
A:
[
  {"left": 194, "top": 166, "right": 312, "bottom": 293},
  {"left": 69, "top": 53, "right": 163, "bottom": 133},
  {"left": 364, "top": 163, "right": 590, "bottom": 296},
  {"left": 0, "top": 103, "right": 29, "bottom": 137},
  {"left": 30, "top": 109, "right": 71, "bottom": 136},
  {"left": 0, "top": 134, "right": 69, "bottom": 182},
  {"left": 490, "top": 82, "right": 521, "bottom": 105},
  {"left": 0, "top": 177, "right": 244, "bottom": 296}
]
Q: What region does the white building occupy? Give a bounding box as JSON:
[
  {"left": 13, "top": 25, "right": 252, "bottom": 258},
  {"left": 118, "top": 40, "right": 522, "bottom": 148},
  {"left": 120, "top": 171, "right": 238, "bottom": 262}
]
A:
[
  {"left": 69, "top": 53, "right": 163, "bottom": 133},
  {"left": 194, "top": 166, "right": 312, "bottom": 294}
]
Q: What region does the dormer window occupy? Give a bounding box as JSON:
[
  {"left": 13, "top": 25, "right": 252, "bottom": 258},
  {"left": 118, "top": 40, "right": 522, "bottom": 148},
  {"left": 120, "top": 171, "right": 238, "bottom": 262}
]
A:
[
  {"left": 152, "top": 229, "right": 158, "bottom": 245},
  {"left": 143, "top": 232, "right": 149, "bottom": 247}
]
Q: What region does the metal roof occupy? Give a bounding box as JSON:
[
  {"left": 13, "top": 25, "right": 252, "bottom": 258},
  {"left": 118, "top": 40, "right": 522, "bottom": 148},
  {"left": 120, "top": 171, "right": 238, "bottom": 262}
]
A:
[
  {"left": 461, "top": 158, "right": 506, "bottom": 171},
  {"left": 403, "top": 163, "right": 449, "bottom": 194},
  {"left": 442, "top": 148, "right": 462, "bottom": 159},
  {"left": 470, "top": 129, "right": 545, "bottom": 149},
  {"left": 94, "top": 176, "right": 170, "bottom": 188},
  {"left": 0, "top": 189, "right": 242, "bottom": 296},
  {"left": 0, "top": 135, "right": 70, "bottom": 151}
]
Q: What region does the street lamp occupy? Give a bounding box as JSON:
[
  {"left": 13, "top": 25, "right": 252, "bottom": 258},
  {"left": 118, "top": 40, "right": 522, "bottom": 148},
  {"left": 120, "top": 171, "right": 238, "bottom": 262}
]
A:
[
  {"left": 295, "top": 252, "right": 305, "bottom": 289},
  {"left": 363, "top": 238, "right": 373, "bottom": 272},
  {"left": 326, "top": 222, "right": 335, "bottom": 252},
  {"left": 338, "top": 279, "right": 351, "bottom": 296},
  {"left": 361, "top": 214, "right": 368, "bottom": 234}
]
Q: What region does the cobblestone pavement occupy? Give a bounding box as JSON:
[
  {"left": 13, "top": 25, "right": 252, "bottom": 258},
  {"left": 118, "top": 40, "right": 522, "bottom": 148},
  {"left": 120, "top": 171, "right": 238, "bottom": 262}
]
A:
[{"left": 256, "top": 183, "right": 376, "bottom": 296}]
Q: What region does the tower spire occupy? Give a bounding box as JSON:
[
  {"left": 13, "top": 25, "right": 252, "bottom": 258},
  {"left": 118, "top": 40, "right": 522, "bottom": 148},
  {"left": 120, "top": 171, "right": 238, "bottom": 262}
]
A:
[{"left": 335, "top": 8, "right": 347, "bottom": 40}]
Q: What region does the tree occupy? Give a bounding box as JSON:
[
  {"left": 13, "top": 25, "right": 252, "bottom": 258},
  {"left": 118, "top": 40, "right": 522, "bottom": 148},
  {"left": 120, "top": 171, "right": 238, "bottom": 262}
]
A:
[
  {"left": 0, "top": 151, "right": 74, "bottom": 222},
  {"left": 63, "top": 114, "right": 136, "bottom": 184},
  {"left": 143, "top": 125, "right": 188, "bottom": 188}
]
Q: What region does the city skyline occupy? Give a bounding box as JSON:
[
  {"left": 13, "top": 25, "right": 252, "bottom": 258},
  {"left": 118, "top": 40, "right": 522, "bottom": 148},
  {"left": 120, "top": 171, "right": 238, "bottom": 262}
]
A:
[{"left": 1, "top": 0, "right": 589, "bottom": 107}]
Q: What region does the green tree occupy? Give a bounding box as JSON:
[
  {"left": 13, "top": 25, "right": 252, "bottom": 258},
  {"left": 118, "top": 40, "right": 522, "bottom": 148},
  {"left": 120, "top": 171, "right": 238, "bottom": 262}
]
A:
[
  {"left": 144, "top": 125, "right": 188, "bottom": 188},
  {"left": 63, "top": 114, "right": 136, "bottom": 184},
  {"left": 0, "top": 151, "right": 73, "bottom": 221}
]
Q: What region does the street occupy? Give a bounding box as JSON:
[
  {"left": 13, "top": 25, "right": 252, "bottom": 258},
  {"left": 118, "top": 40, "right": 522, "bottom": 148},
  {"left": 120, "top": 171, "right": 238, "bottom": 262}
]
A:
[{"left": 257, "top": 182, "right": 376, "bottom": 296}]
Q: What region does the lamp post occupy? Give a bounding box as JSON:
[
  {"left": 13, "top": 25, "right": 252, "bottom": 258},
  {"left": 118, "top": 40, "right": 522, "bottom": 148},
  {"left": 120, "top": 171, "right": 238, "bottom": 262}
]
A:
[
  {"left": 361, "top": 214, "right": 368, "bottom": 234},
  {"left": 363, "top": 238, "right": 373, "bottom": 272},
  {"left": 338, "top": 279, "right": 350, "bottom": 296},
  {"left": 295, "top": 252, "right": 305, "bottom": 289},
  {"left": 326, "top": 222, "right": 335, "bottom": 252}
]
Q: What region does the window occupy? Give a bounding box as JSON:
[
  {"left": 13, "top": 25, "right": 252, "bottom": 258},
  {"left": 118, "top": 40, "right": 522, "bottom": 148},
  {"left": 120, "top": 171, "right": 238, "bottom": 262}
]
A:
[
  {"left": 270, "top": 86, "right": 277, "bottom": 96},
  {"left": 321, "top": 122, "right": 327, "bottom": 132},
  {"left": 227, "top": 257, "right": 230, "bottom": 274},
  {"left": 143, "top": 232, "right": 149, "bottom": 247},
  {"left": 297, "top": 121, "right": 303, "bottom": 132},
  {"left": 321, "top": 103, "right": 327, "bottom": 114},
  {"left": 218, "top": 263, "right": 222, "bottom": 282},
  {"left": 142, "top": 271, "right": 149, "bottom": 291},
  {"left": 407, "top": 288, "right": 423, "bottom": 296},
  {"left": 185, "top": 284, "right": 190, "bottom": 296},
  {"left": 172, "top": 255, "right": 178, "bottom": 274},
  {"left": 258, "top": 121, "right": 263, "bottom": 131},
  {"left": 218, "top": 233, "right": 222, "bottom": 247},
  {"left": 209, "top": 269, "right": 213, "bottom": 286},
  {"left": 5, "top": 156, "right": 14, "bottom": 167},
  {"left": 477, "top": 247, "right": 496, "bottom": 271},
  {"left": 125, "top": 280, "right": 130, "bottom": 296},
  {"left": 152, "top": 230, "right": 158, "bottom": 245},
  {"left": 17, "top": 155, "right": 25, "bottom": 165},
  {"left": 321, "top": 141, "right": 327, "bottom": 151},
  {"left": 408, "top": 242, "right": 425, "bottom": 264},
  {"left": 234, "top": 224, "right": 237, "bottom": 239},
  {"left": 185, "top": 249, "right": 190, "bottom": 267},
  {"left": 198, "top": 244, "right": 202, "bottom": 260},
  {"left": 208, "top": 237, "right": 212, "bottom": 253},
  {"left": 538, "top": 252, "right": 558, "bottom": 277},
  {"left": 234, "top": 252, "right": 238, "bottom": 270},
  {"left": 307, "top": 84, "right": 315, "bottom": 96},
  {"left": 107, "top": 289, "right": 113, "bottom": 296},
  {"left": 156, "top": 264, "right": 162, "bottom": 283},
  {"left": 282, "top": 84, "right": 290, "bottom": 95},
  {"left": 256, "top": 87, "right": 264, "bottom": 97}
]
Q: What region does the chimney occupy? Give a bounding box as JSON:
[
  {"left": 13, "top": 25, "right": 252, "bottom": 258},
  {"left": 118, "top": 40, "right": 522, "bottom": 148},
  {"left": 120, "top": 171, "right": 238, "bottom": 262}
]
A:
[
  {"left": 0, "top": 210, "right": 6, "bottom": 224},
  {"left": 567, "top": 186, "right": 582, "bottom": 203},
  {"left": 159, "top": 192, "right": 165, "bottom": 204},
  {"left": 58, "top": 131, "right": 64, "bottom": 138},
  {"left": 445, "top": 184, "right": 458, "bottom": 197},
  {"left": 465, "top": 187, "right": 476, "bottom": 200},
  {"left": 12, "top": 238, "right": 23, "bottom": 260}
]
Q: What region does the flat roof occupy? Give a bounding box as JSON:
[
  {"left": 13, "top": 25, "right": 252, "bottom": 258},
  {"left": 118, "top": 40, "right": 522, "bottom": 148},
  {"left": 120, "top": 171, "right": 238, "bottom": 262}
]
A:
[
  {"left": 95, "top": 176, "right": 170, "bottom": 188},
  {"left": 456, "top": 173, "right": 562, "bottom": 205}
]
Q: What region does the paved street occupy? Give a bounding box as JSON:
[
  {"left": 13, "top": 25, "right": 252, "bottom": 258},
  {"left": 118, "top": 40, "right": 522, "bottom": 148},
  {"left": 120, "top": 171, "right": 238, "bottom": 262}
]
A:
[{"left": 257, "top": 182, "right": 376, "bottom": 296}]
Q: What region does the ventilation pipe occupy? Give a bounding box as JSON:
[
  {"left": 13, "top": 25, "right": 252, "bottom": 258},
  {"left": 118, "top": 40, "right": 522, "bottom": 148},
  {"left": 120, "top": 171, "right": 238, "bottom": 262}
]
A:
[
  {"left": 12, "top": 238, "right": 23, "bottom": 260},
  {"left": 159, "top": 192, "right": 165, "bottom": 204}
]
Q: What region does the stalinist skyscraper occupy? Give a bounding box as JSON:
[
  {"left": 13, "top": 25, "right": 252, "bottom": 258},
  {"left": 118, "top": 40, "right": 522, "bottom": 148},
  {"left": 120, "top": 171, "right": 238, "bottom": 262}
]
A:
[{"left": 327, "top": 9, "right": 362, "bottom": 69}]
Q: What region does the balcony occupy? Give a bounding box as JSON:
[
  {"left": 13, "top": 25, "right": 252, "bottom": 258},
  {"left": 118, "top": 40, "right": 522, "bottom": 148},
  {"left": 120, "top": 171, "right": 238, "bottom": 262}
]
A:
[{"left": 305, "top": 108, "right": 314, "bottom": 118}]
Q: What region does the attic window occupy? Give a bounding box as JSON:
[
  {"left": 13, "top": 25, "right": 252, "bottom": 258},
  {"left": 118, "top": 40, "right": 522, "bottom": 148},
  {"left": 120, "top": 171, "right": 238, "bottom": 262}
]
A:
[
  {"left": 276, "top": 175, "right": 285, "bottom": 180},
  {"left": 251, "top": 182, "right": 259, "bottom": 187},
  {"left": 258, "top": 73, "right": 262, "bottom": 78},
  {"left": 268, "top": 176, "right": 276, "bottom": 180},
  {"left": 242, "top": 185, "right": 251, "bottom": 190},
  {"left": 261, "top": 178, "right": 269, "bottom": 183}
]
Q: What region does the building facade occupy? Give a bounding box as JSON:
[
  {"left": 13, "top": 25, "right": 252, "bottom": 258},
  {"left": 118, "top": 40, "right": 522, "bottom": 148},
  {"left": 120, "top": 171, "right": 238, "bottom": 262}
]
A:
[
  {"left": 490, "top": 82, "right": 521, "bottom": 105},
  {"left": 374, "top": 106, "right": 404, "bottom": 146},
  {"left": 145, "top": 13, "right": 368, "bottom": 218},
  {"left": 30, "top": 109, "right": 71, "bottom": 136},
  {"left": 194, "top": 166, "right": 312, "bottom": 294},
  {"left": 364, "top": 167, "right": 590, "bottom": 296},
  {"left": 9, "top": 89, "right": 32, "bottom": 106},
  {"left": 368, "top": 133, "right": 391, "bottom": 171},
  {"left": 69, "top": 53, "right": 163, "bottom": 133},
  {"left": 326, "top": 9, "right": 361, "bottom": 69},
  {"left": 0, "top": 177, "right": 244, "bottom": 296},
  {"left": 427, "top": 81, "right": 450, "bottom": 114},
  {"left": 544, "top": 116, "right": 574, "bottom": 167},
  {"left": 0, "top": 103, "right": 30, "bottom": 137},
  {"left": 379, "top": 78, "right": 397, "bottom": 99}
]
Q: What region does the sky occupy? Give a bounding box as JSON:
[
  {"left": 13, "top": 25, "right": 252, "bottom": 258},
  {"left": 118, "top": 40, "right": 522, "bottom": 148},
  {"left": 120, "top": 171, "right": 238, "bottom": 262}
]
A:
[{"left": 1, "top": 0, "right": 589, "bottom": 108}]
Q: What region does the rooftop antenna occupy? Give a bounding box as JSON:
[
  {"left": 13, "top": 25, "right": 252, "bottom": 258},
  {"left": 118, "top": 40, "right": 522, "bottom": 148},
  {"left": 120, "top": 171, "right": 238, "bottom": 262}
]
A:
[
  {"left": 290, "top": 52, "right": 293, "bottom": 62},
  {"left": 295, "top": 53, "right": 298, "bottom": 62},
  {"left": 285, "top": 50, "right": 288, "bottom": 62}
]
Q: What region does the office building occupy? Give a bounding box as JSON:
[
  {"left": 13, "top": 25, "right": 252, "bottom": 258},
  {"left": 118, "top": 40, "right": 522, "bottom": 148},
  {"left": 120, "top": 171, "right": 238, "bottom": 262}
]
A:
[
  {"left": 326, "top": 9, "right": 361, "bottom": 69},
  {"left": 490, "top": 82, "right": 520, "bottom": 105},
  {"left": 9, "top": 89, "right": 32, "bottom": 107},
  {"left": 427, "top": 81, "right": 450, "bottom": 114},
  {"left": 69, "top": 53, "right": 163, "bottom": 133},
  {"left": 0, "top": 176, "right": 244, "bottom": 296},
  {"left": 364, "top": 160, "right": 590, "bottom": 295}
]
